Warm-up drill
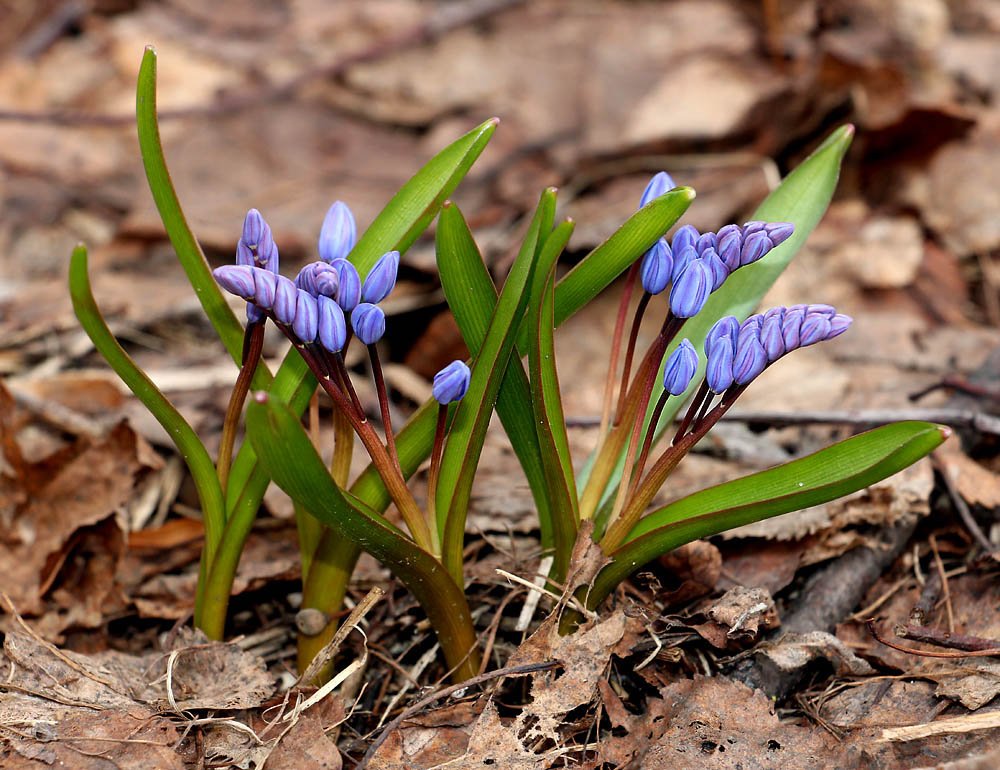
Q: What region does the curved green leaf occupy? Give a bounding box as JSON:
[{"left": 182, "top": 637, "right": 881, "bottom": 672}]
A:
[
  {"left": 587, "top": 421, "right": 948, "bottom": 607},
  {"left": 436, "top": 194, "right": 555, "bottom": 547},
  {"left": 246, "top": 392, "right": 479, "bottom": 680}
]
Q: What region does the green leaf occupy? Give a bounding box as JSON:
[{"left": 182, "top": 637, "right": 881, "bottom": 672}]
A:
[
  {"left": 437, "top": 220, "right": 573, "bottom": 583},
  {"left": 69, "top": 245, "right": 226, "bottom": 570},
  {"left": 349, "top": 118, "right": 498, "bottom": 276},
  {"left": 246, "top": 392, "right": 479, "bottom": 680},
  {"left": 527, "top": 233, "right": 579, "bottom": 582},
  {"left": 588, "top": 421, "right": 948, "bottom": 607},
  {"left": 435, "top": 194, "right": 555, "bottom": 548}
]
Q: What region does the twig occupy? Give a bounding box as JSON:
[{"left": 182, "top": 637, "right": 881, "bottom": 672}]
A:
[
  {"left": 880, "top": 710, "right": 1000, "bottom": 742},
  {"left": 930, "top": 452, "right": 999, "bottom": 558},
  {"left": 867, "top": 620, "right": 1000, "bottom": 658},
  {"left": 895, "top": 624, "right": 1000, "bottom": 653},
  {"left": 928, "top": 535, "right": 954, "bottom": 633},
  {"left": 356, "top": 660, "right": 559, "bottom": 770},
  {"left": 0, "top": 0, "right": 526, "bottom": 126},
  {"left": 910, "top": 376, "right": 1000, "bottom": 403},
  {"left": 296, "top": 586, "right": 383, "bottom": 688},
  {"left": 908, "top": 569, "right": 940, "bottom": 627}
]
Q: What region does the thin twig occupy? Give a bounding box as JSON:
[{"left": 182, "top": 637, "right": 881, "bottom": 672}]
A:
[
  {"left": 356, "top": 661, "right": 559, "bottom": 770},
  {"left": 931, "top": 452, "right": 999, "bottom": 557},
  {"left": 867, "top": 620, "right": 1000, "bottom": 658},
  {"left": 896, "top": 624, "right": 1000, "bottom": 653},
  {"left": 928, "top": 535, "right": 954, "bottom": 633}
]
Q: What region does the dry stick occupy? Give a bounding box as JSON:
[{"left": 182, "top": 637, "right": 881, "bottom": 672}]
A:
[
  {"left": 0, "top": 0, "right": 527, "bottom": 126},
  {"left": 908, "top": 569, "right": 941, "bottom": 627},
  {"left": 928, "top": 534, "right": 955, "bottom": 633},
  {"left": 895, "top": 623, "right": 1000, "bottom": 653},
  {"left": 930, "top": 452, "right": 999, "bottom": 557},
  {"left": 910, "top": 375, "right": 1000, "bottom": 403},
  {"left": 867, "top": 620, "right": 1000, "bottom": 658},
  {"left": 356, "top": 661, "right": 559, "bottom": 770},
  {"left": 599, "top": 261, "right": 640, "bottom": 437}
]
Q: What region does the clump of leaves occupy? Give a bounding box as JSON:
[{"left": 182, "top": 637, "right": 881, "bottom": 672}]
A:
[{"left": 70, "top": 48, "right": 947, "bottom": 685}]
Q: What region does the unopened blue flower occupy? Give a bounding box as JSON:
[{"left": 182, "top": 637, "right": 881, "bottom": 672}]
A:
[
  {"left": 236, "top": 210, "right": 279, "bottom": 272},
  {"left": 317, "top": 295, "right": 347, "bottom": 352},
  {"left": 295, "top": 262, "right": 340, "bottom": 299},
  {"left": 662, "top": 338, "right": 698, "bottom": 395},
  {"left": 273, "top": 274, "right": 298, "bottom": 325},
  {"left": 706, "top": 316, "right": 739, "bottom": 357},
  {"left": 695, "top": 232, "right": 717, "bottom": 255},
  {"left": 236, "top": 240, "right": 254, "bottom": 268},
  {"left": 214, "top": 265, "right": 256, "bottom": 300},
  {"left": 781, "top": 306, "right": 805, "bottom": 350},
  {"left": 733, "top": 330, "right": 768, "bottom": 385},
  {"left": 247, "top": 305, "right": 265, "bottom": 324},
  {"left": 765, "top": 222, "right": 794, "bottom": 246},
  {"left": 799, "top": 313, "right": 832, "bottom": 346},
  {"left": 737, "top": 314, "right": 763, "bottom": 347},
  {"left": 362, "top": 250, "right": 400, "bottom": 304},
  {"left": 740, "top": 231, "right": 771, "bottom": 266},
  {"left": 331, "top": 258, "right": 361, "bottom": 312},
  {"left": 293, "top": 290, "right": 319, "bottom": 343},
  {"left": 669, "top": 259, "right": 712, "bottom": 318},
  {"left": 671, "top": 245, "right": 697, "bottom": 285},
  {"left": 827, "top": 313, "right": 852, "bottom": 338},
  {"left": 433, "top": 360, "right": 472, "bottom": 404},
  {"left": 760, "top": 310, "right": 786, "bottom": 362},
  {"left": 671, "top": 224, "right": 699, "bottom": 256},
  {"left": 252, "top": 267, "right": 277, "bottom": 309},
  {"left": 640, "top": 239, "right": 673, "bottom": 295},
  {"left": 716, "top": 225, "right": 742, "bottom": 272},
  {"left": 352, "top": 302, "right": 385, "bottom": 345},
  {"left": 640, "top": 171, "right": 676, "bottom": 208},
  {"left": 743, "top": 220, "right": 766, "bottom": 234},
  {"left": 318, "top": 201, "right": 356, "bottom": 264},
  {"left": 242, "top": 209, "right": 267, "bottom": 250},
  {"left": 705, "top": 337, "right": 734, "bottom": 393},
  {"left": 702, "top": 248, "right": 729, "bottom": 291}
]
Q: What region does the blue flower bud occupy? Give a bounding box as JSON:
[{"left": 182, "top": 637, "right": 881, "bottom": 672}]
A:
[
  {"left": 247, "top": 304, "right": 265, "bottom": 324},
  {"left": 669, "top": 259, "right": 713, "bottom": 318},
  {"left": 781, "top": 307, "right": 805, "bottom": 350},
  {"left": 671, "top": 245, "right": 697, "bottom": 285},
  {"left": 763, "top": 306, "right": 785, "bottom": 323},
  {"left": 705, "top": 315, "right": 739, "bottom": 356},
  {"left": 318, "top": 201, "right": 356, "bottom": 264},
  {"left": 242, "top": 209, "right": 267, "bottom": 250},
  {"left": 716, "top": 225, "right": 743, "bottom": 272},
  {"left": 671, "top": 224, "right": 699, "bottom": 256},
  {"left": 702, "top": 248, "right": 729, "bottom": 291},
  {"left": 639, "top": 239, "right": 673, "bottom": 295},
  {"left": 765, "top": 222, "right": 794, "bottom": 246},
  {"left": 799, "top": 313, "right": 832, "bottom": 346},
  {"left": 737, "top": 314, "right": 763, "bottom": 347},
  {"left": 273, "top": 274, "right": 298, "bottom": 325},
  {"left": 362, "top": 250, "right": 400, "bottom": 304},
  {"left": 351, "top": 302, "right": 385, "bottom": 345},
  {"left": 733, "top": 331, "right": 768, "bottom": 385},
  {"left": 433, "top": 360, "right": 472, "bottom": 404},
  {"left": 760, "top": 312, "right": 786, "bottom": 362},
  {"left": 827, "top": 313, "right": 852, "bottom": 339},
  {"left": 293, "top": 290, "right": 319, "bottom": 343},
  {"left": 695, "top": 232, "right": 718, "bottom": 255},
  {"left": 331, "top": 258, "right": 361, "bottom": 312},
  {"left": 252, "top": 267, "right": 277, "bottom": 309},
  {"left": 740, "top": 230, "right": 773, "bottom": 267},
  {"left": 258, "top": 229, "right": 279, "bottom": 274},
  {"left": 236, "top": 240, "right": 254, "bottom": 268},
  {"left": 214, "top": 265, "right": 256, "bottom": 300},
  {"left": 314, "top": 265, "right": 339, "bottom": 298},
  {"left": 743, "top": 220, "right": 766, "bottom": 234},
  {"left": 317, "top": 295, "right": 347, "bottom": 352},
  {"left": 639, "top": 171, "right": 676, "bottom": 208},
  {"left": 662, "top": 339, "right": 699, "bottom": 396},
  {"left": 807, "top": 303, "right": 836, "bottom": 316},
  {"left": 706, "top": 337, "right": 734, "bottom": 393}
]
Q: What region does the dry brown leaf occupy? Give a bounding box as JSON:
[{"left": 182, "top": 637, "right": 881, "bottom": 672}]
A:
[
  {"left": 657, "top": 539, "right": 722, "bottom": 604},
  {"left": 759, "top": 630, "right": 874, "bottom": 678},
  {"left": 264, "top": 710, "right": 343, "bottom": 770}
]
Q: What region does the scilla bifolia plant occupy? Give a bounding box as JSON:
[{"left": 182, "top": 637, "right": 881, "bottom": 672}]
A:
[{"left": 71, "top": 49, "right": 947, "bottom": 684}]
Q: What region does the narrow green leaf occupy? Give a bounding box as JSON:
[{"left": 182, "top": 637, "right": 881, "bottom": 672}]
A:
[
  {"left": 436, "top": 194, "right": 555, "bottom": 547},
  {"left": 438, "top": 221, "right": 574, "bottom": 583},
  {"left": 69, "top": 245, "right": 226, "bottom": 567},
  {"left": 588, "top": 421, "right": 948, "bottom": 607},
  {"left": 350, "top": 118, "right": 498, "bottom": 276},
  {"left": 527, "top": 241, "right": 579, "bottom": 581},
  {"left": 246, "top": 392, "right": 479, "bottom": 680}
]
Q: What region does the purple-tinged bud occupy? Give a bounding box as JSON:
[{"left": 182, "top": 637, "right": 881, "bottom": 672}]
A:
[
  {"left": 737, "top": 314, "right": 763, "bottom": 347},
  {"left": 765, "top": 222, "right": 794, "bottom": 246},
  {"left": 671, "top": 224, "right": 700, "bottom": 256},
  {"left": 214, "top": 265, "right": 256, "bottom": 300},
  {"left": 702, "top": 248, "right": 729, "bottom": 291},
  {"left": 827, "top": 313, "right": 852, "bottom": 339},
  {"left": 760, "top": 313, "right": 786, "bottom": 362},
  {"left": 318, "top": 201, "right": 356, "bottom": 264},
  {"left": 242, "top": 209, "right": 267, "bottom": 249},
  {"left": 733, "top": 333, "right": 768, "bottom": 385},
  {"left": 258, "top": 229, "right": 279, "bottom": 274},
  {"left": 252, "top": 267, "right": 277, "bottom": 309},
  {"left": 433, "top": 360, "right": 472, "bottom": 404},
  {"left": 331, "top": 258, "right": 361, "bottom": 312},
  {"left": 706, "top": 337, "right": 734, "bottom": 393},
  {"left": 695, "top": 232, "right": 718, "bottom": 255},
  {"left": 351, "top": 302, "right": 385, "bottom": 345},
  {"left": 362, "top": 250, "right": 400, "bottom": 304},
  {"left": 640, "top": 171, "right": 676, "bottom": 208},
  {"left": 807, "top": 303, "right": 836, "bottom": 317},
  {"left": 671, "top": 245, "right": 697, "bottom": 285},
  {"left": 669, "top": 259, "right": 713, "bottom": 318},
  {"left": 782, "top": 307, "right": 805, "bottom": 350},
  {"left": 273, "top": 275, "right": 298, "bottom": 325},
  {"left": 800, "top": 313, "right": 832, "bottom": 346},
  {"left": 247, "top": 304, "right": 265, "bottom": 324},
  {"left": 317, "top": 295, "right": 347, "bottom": 352},
  {"left": 236, "top": 240, "right": 254, "bottom": 268},
  {"left": 663, "top": 339, "right": 699, "bottom": 396},
  {"left": 706, "top": 315, "right": 739, "bottom": 357},
  {"left": 314, "top": 265, "right": 339, "bottom": 298},
  {"left": 743, "top": 220, "right": 766, "bottom": 234},
  {"left": 293, "top": 290, "right": 319, "bottom": 343},
  {"left": 717, "top": 225, "right": 743, "bottom": 272},
  {"left": 639, "top": 239, "right": 673, "bottom": 295},
  {"left": 740, "top": 230, "right": 773, "bottom": 267},
  {"left": 763, "top": 306, "right": 786, "bottom": 323},
  {"left": 788, "top": 303, "right": 807, "bottom": 314}
]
